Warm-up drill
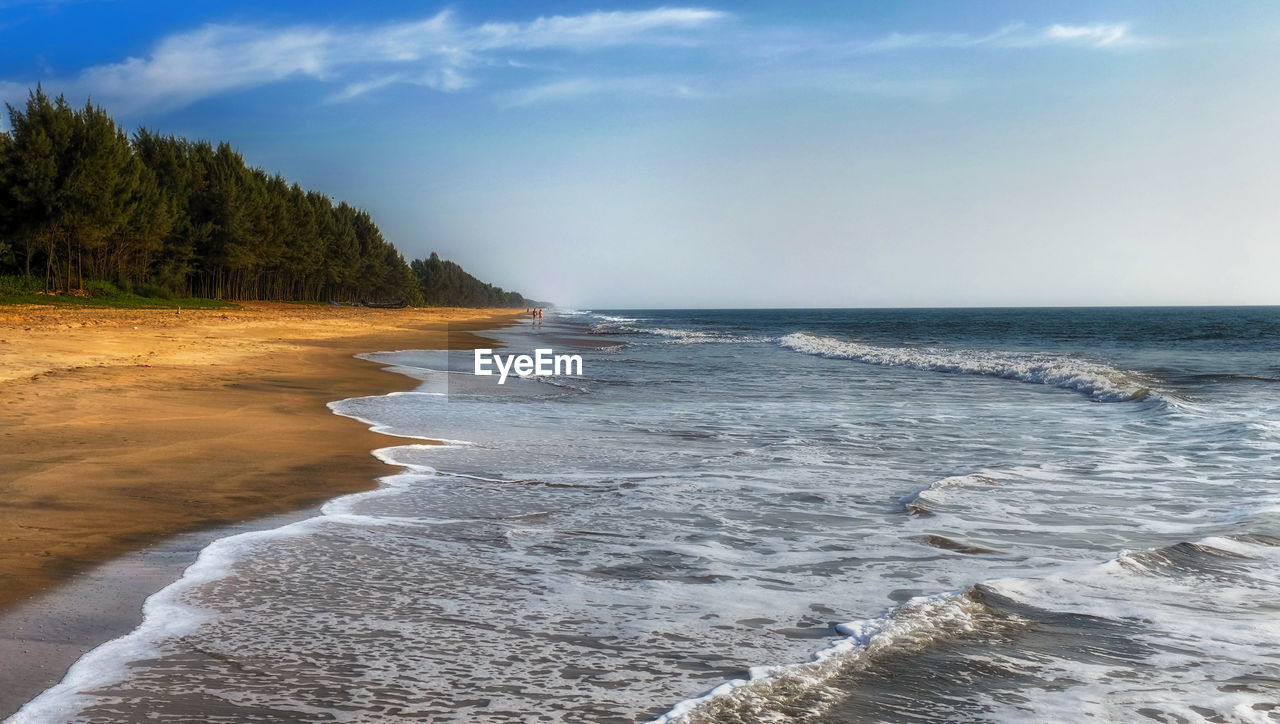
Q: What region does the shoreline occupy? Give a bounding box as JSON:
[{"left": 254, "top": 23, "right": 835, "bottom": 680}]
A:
[
  {"left": 0, "top": 507, "right": 320, "bottom": 720},
  {"left": 0, "top": 302, "right": 522, "bottom": 717}
]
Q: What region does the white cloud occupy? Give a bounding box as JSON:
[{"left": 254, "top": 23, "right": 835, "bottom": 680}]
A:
[
  {"left": 0, "top": 11, "right": 1151, "bottom": 115},
  {"left": 75, "top": 24, "right": 335, "bottom": 111},
  {"left": 328, "top": 74, "right": 408, "bottom": 103},
  {"left": 854, "top": 21, "right": 1139, "bottom": 53},
  {"left": 472, "top": 8, "right": 728, "bottom": 50},
  {"left": 859, "top": 23, "right": 1024, "bottom": 52},
  {"left": 499, "top": 76, "right": 704, "bottom": 107},
  {"left": 1043, "top": 23, "right": 1133, "bottom": 47},
  {"left": 0, "top": 7, "right": 729, "bottom": 113},
  {"left": 328, "top": 67, "right": 472, "bottom": 104}
]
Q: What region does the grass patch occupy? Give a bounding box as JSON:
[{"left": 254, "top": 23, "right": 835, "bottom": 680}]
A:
[{"left": 0, "top": 292, "right": 232, "bottom": 309}]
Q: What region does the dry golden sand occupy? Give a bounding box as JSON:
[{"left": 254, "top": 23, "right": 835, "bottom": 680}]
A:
[{"left": 0, "top": 302, "right": 522, "bottom": 612}]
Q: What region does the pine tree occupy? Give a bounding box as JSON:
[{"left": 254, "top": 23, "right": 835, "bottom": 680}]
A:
[{"left": 0, "top": 87, "right": 530, "bottom": 306}]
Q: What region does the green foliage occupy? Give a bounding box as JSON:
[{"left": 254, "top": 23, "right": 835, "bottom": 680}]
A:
[
  {"left": 0, "top": 274, "right": 43, "bottom": 295},
  {"left": 82, "top": 279, "right": 121, "bottom": 298},
  {"left": 0, "top": 292, "right": 229, "bottom": 309},
  {"left": 0, "top": 273, "right": 229, "bottom": 307},
  {"left": 409, "top": 252, "right": 536, "bottom": 308},
  {"left": 0, "top": 88, "right": 539, "bottom": 308},
  {"left": 133, "top": 281, "right": 173, "bottom": 299},
  {"left": 0, "top": 87, "right": 427, "bottom": 304}
]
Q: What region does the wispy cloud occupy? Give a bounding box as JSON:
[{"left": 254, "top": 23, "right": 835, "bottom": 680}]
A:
[
  {"left": 327, "top": 67, "right": 472, "bottom": 104},
  {"left": 74, "top": 24, "right": 335, "bottom": 111},
  {"left": 0, "top": 10, "right": 1154, "bottom": 115},
  {"left": 1043, "top": 23, "right": 1133, "bottom": 47},
  {"left": 499, "top": 76, "right": 704, "bottom": 107},
  {"left": 854, "top": 22, "right": 1141, "bottom": 53},
  {"left": 2, "top": 7, "right": 729, "bottom": 112},
  {"left": 471, "top": 8, "right": 727, "bottom": 50}
]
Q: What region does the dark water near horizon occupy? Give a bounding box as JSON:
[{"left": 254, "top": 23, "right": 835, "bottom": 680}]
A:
[{"left": 12, "top": 307, "right": 1280, "bottom": 723}]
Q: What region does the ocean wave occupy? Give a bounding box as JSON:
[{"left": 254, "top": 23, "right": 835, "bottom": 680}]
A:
[
  {"left": 589, "top": 321, "right": 770, "bottom": 345},
  {"left": 900, "top": 473, "right": 1003, "bottom": 516},
  {"left": 777, "top": 332, "right": 1154, "bottom": 402},
  {"left": 585, "top": 313, "right": 644, "bottom": 328},
  {"left": 1104, "top": 535, "right": 1272, "bottom": 578},
  {"left": 582, "top": 311, "right": 779, "bottom": 344},
  {"left": 649, "top": 587, "right": 1017, "bottom": 724},
  {"left": 644, "top": 328, "right": 771, "bottom": 344},
  {"left": 653, "top": 531, "right": 1280, "bottom": 724}
]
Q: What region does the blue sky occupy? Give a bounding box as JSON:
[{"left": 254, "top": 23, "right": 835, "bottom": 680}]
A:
[{"left": 4, "top": 1, "right": 1279, "bottom": 307}]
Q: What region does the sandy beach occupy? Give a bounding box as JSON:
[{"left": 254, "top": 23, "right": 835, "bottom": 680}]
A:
[
  {"left": 0, "top": 302, "right": 520, "bottom": 713},
  {"left": 0, "top": 302, "right": 520, "bottom": 609}
]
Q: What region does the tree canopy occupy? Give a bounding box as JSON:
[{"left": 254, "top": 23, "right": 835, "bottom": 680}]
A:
[
  {"left": 411, "top": 253, "right": 539, "bottom": 308},
  {"left": 0, "top": 87, "right": 537, "bottom": 308}
]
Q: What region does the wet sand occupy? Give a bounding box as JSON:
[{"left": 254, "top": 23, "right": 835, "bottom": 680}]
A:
[{"left": 0, "top": 302, "right": 521, "bottom": 716}]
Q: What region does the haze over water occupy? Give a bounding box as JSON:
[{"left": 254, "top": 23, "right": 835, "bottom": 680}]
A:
[{"left": 16, "top": 307, "right": 1280, "bottom": 722}]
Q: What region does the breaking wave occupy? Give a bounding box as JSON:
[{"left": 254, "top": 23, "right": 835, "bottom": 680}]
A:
[
  {"left": 777, "top": 332, "right": 1155, "bottom": 402},
  {"left": 649, "top": 586, "right": 1016, "bottom": 724},
  {"left": 900, "top": 472, "right": 1004, "bottom": 516},
  {"left": 590, "top": 322, "right": 768, "bottom": 344},
  {"left": 653, "top": 532, "right": 1280, "bottom": 724}
]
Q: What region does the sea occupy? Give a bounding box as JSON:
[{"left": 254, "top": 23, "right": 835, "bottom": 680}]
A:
[{"left": 11, "top": 307, "right": 1280, "bottom": 723}]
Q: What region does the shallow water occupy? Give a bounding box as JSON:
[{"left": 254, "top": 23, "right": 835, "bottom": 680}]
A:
[{"left": 14, "top": 307, "right": 1280, "bottom": 723}]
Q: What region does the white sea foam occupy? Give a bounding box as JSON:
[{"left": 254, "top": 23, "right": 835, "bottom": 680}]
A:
[
  {"left": 10, "top": 437, "right": 472, "bottom": 724},
  {"left": 649, "top": 589, "right": 1003, "bottom": 723},
  {"left": 588, "top": 314, "right": 643, "bottom": 328},
  {"left": 326, "top": 394, "right": 475, "bottom": 444},
  {"left": 777, "top": 332, "right": 1153, "bottom": 402},
  {"left": 586, "top": 313, "right": 772, "bottom": 344},
  {"left": 655, "top": 530, "right": 1280, "bottom": 724},
  {"left": 10, "top": 517, "right": 317, "bottom": 723},
  {"left": 591, "top": 322, "right": 771, "bottom": 345},
  {"left": 900, "top": 472, "right": 1004, "bottom": 515}
]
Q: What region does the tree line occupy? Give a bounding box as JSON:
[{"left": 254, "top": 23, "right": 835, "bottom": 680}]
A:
[
  {"left": 0, "top": 87, "right": 536, "bottom": 307},
  {"left": 411, "top": 253, "right": 540, "bottom": 308}
]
